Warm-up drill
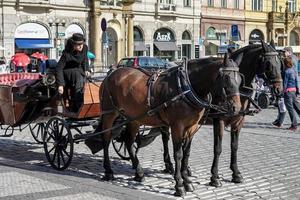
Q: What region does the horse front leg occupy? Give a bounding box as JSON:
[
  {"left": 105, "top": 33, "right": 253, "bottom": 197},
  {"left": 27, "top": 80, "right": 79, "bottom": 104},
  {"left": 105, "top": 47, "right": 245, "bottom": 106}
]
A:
[
  {"left": 171, "top": 127, "right": 186, "bottom": 197},
  {"left": 230, "top": 126, "right": 244, "bottom": 183},
  {"left": 160, "top": 126, "right": 174, "bottom": 174},
  {"left": 209, "top": 118, "right": 224, "bottom": 187},
  {"left": 124, "top": 122, "right": 145, "bottom": 182},
  {"left": 181, "top": 138, "right": 194, "bottom": 192}
]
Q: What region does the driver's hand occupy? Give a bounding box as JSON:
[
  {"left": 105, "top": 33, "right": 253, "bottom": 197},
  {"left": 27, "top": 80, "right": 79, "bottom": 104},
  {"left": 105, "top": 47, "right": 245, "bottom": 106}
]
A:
[
  {"left": 58, "top": 86, "right": 64, "bottom": 94},
  {"left": 85, "top": 71, "right": 91, "bottom": 77}
]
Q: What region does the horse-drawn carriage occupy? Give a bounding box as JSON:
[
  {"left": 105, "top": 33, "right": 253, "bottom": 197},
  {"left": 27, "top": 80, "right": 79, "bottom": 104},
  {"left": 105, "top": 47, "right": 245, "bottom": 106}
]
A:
[{"left": 0, "top": 42, "right": 284, "bottom": 197}]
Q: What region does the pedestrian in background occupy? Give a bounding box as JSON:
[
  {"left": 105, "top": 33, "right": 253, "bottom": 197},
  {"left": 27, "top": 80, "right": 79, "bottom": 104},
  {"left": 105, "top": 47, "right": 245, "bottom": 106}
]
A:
[
  {"left": 281, "top": 56, "right": 300, "bottom": 131},
  {"left": 283, "top": 46, "right": 299, "bottom": 75}
]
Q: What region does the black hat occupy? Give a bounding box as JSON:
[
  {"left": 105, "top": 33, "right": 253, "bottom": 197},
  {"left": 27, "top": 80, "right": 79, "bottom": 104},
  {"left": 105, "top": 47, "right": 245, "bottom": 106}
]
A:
[{"left": 70, "top": 33, "right": 85, "bottom": 44}]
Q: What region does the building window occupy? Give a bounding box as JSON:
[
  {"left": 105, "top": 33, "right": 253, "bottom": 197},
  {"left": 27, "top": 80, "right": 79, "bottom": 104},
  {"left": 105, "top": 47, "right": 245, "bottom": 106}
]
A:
[
  {"left": 234, "top": 0, "right": 239, "bottom": 9},
  {"left": 221, "top": 0, "right": 227, "bottom": 8},
  {"left": 272, "top": 0, "right": 277, "bottom": 11},
  {"left": 288, "top": 0, "right": 296, "bottom": 13},
  {"left": 184, "top": 0, "right": 191, "bottom": 7},
  {"left": 208, "top": 0, "right": 214, "bottom": 7},
  {"left": 252, "top": 0, "right": 263, "bottom": 11}
]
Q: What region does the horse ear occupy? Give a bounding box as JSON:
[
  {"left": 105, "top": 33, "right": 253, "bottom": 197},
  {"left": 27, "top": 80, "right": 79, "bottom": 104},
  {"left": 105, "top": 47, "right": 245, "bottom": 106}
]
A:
[
  {"left": 235, "top": 52, "right": 243, "bottom": 66},
  {"left": 223, "top": 53, "right": 229, "bottom": 65},
  {"left": 270, "top": 39, "right": 276, "bottom": 49},
  {"left": 261, "top": 40, "right": 268, "bottom": 52}
]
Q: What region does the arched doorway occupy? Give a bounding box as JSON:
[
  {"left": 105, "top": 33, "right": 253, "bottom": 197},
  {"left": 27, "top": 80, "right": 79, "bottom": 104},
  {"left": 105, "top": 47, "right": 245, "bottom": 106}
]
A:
[
  {"left": 249, "top": 29, "right": 264, "bottom": 44},
  {"left": 205, "top": 27, "right": 218, "bottom": 56},
  {"left": 134, "top": 26, "right": 147, "bottom": 56},
  {"left": 182, "top": 31, "right": 191, "bottom": 59},
  {"left": 14, "top": 22, "right": 52, "bottom": 56},
  {"left": 102, "top": 27, "right": 118, "bottom": 66},
  {"left": 153, "top": 27, "right": 178, "bottom": 61},
  {"left": 290, "top": 29, "right": 300, "bottom": 46}
]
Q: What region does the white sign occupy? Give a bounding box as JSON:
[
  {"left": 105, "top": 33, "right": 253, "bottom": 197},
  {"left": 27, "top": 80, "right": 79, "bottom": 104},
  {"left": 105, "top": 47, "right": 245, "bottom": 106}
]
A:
[
  {"left": 15, "top": 23, "right": 49, "bottom": 38},
  {"left": 156, "top": 32, "right": 171, "bottom": 41},
  {"left": 65, "top": 24, "right": 84, "bottom": 38},
  {"left": 251, "top": 33, "right": 260, "bottom": 38}
]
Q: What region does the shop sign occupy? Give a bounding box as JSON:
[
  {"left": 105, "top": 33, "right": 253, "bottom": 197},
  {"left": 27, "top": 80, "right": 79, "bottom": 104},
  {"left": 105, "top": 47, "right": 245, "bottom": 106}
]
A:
[
  {"left": 65, "top": 24, "right": 84, "bottom": 38},
  {"left": 15, "top": 23, "right": 49, "bottom": 38},
  {"left": 156, "top": 32, "right": 171, "bottom": 42},
  {"left": 249, "top": 29, "right": 264, "bottom": 41},
  {"left": 195, "top": 45, "right": 199, "bottom": 58}
]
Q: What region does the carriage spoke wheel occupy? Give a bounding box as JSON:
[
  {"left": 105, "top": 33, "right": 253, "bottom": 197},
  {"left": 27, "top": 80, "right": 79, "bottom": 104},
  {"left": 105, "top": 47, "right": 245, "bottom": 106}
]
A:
[
  {"left": 112, "top": 136, "right": 138, "bottom": 160},
  {"left": 43, "top": 117, "right": 73, "bottom": 170},
  {"left": 29, "top": 123, "right": 45, "bottom": 144}
]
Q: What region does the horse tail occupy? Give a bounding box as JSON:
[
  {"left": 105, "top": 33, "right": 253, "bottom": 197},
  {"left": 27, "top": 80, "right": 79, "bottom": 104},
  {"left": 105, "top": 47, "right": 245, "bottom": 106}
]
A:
[{"left": 84, "top": 76, "right": 116, "bottom": 154}]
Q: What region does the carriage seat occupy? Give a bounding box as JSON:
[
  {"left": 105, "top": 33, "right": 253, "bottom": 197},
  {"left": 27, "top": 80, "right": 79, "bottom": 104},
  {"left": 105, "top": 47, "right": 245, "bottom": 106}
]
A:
[{"left": 0, "top": 73, "right": 42, "bottom": 86}]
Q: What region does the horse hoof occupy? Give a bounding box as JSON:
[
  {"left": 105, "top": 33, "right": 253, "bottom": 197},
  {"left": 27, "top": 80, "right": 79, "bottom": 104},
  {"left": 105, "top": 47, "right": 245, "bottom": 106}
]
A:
[
  {"left": 187, "top": 168, "right": 192, "bottom": 176},
  {"left": 163, "top": 166, "right": 174, "bottom": 174},
  {"left": 184, "top": 182, "right": 195, "bottom": 192},
  {"left": 174, "top": 186, "right": 186, "bottom": 197},
  {"left": 133, "top": 175, "right": 145, "bottom": 182},
  {"left": 232, "top": 174, "right": 244, "bottom": 183},
  {"left": 101, "top": 173, "right": 114, "bottom": 181},
  {"left": 209, "top": 178, "right": 222, "bottom": 187}
]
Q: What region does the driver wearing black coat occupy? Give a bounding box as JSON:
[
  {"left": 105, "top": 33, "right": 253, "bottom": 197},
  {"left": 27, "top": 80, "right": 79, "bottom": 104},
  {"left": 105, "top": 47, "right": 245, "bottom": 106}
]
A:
[{"left": 56, "top": 33, "right": 90, "bottom": 112}]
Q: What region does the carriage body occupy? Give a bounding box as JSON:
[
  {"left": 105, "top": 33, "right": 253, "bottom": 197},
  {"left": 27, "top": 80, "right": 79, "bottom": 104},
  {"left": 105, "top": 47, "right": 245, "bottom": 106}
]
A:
[{"left": 0, "top": 73, "right": 48, "bottom": 126}]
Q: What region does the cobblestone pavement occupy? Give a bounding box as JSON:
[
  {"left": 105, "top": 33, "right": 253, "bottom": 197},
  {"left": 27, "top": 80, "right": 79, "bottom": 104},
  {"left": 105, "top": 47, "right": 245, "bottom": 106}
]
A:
[{"left": 0, "top": 107, "right": 300, "bottom": 199}]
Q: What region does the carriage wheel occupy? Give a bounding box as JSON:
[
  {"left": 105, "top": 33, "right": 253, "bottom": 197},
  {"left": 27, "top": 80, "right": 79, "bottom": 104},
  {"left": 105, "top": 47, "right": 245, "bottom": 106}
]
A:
[
  {"left": 112, "top": 134, "right": 139, "bottom": 160},
  {"left": 43, "top": 117, "right": 73, "bottom": 170},
  {"left": 257, "top": 92, "right": 270, "bottom": 109},
  {"left": 112, "top": 119, "right": 139, "bottom": 160},
  {"left": 29, "top": 123, "right": 45, "bottom": 144}
]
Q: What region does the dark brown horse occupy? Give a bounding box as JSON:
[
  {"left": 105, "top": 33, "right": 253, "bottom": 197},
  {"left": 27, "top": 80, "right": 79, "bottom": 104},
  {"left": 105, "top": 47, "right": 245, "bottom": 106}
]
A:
[
  {"left": 91, "top": 55, "right": 243, "bottom": 196},
  {"left": 208, "top": 42, "right": 283, "bottom": 187},
  {"left": 155, "top": 42, "right": 283, "bottom": 187}
]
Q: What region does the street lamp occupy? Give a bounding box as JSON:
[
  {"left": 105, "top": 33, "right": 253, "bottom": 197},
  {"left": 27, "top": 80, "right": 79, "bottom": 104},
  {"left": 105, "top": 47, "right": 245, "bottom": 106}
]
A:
[{"left": 48, "top": 18, "right": 66, "bottom": 58}]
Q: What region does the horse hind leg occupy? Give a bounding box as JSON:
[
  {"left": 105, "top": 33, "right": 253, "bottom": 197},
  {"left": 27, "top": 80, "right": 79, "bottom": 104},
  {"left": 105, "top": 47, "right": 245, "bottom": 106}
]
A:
[
  {"left": 101, "top": 111, "right": 119, "bottom": 181},
  {"left": 230, "top": 128, "right": 244, "bottom": 184},
  {"left": 124, "top": 122, "right": 145, "bottom": 182},
  {"left": 209, "top": 118, "right": 224, "bottom": 187}
]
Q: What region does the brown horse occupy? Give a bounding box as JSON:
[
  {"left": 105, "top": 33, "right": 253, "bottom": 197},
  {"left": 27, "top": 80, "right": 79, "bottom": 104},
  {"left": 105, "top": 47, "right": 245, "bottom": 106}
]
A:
[
  {"left": 90, "top": 55, "right": 242, "bottom": 196},
  {"left": 154, "top": 42, "right": 283, "bottom": 187}
]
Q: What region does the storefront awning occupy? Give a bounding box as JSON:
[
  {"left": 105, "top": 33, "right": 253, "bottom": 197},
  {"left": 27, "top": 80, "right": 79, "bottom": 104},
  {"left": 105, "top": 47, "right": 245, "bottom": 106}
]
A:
[
  {"left": 154, "top": 42, "right": 178, "bottom": 51},
  {"left": 134, "top": 41, "right": 147, "bottom": 51},
  {"left": 15, "top": 39, "right": 53, "bottom": 49},
  {"left": 208, "top": 40, "right": 220, "bottom": 46}
]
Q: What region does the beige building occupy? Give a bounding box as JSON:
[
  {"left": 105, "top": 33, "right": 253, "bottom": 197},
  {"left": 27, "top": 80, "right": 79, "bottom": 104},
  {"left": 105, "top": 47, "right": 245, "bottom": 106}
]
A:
[
  {"left": 0, "top": 0, "right": 90, "bottom": 61},
  {"left": 245, "top": 0, "right": 300, "bottom": 54},
  {"left": 91, "top": 0, "right": 201, "bottom": 65}
]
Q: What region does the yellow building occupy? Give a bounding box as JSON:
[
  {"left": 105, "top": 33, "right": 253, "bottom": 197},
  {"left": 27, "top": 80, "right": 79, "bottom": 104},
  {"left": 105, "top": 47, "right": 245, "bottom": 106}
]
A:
[{"left": 245, "top": 0, "right": 300, "bottom": 54}]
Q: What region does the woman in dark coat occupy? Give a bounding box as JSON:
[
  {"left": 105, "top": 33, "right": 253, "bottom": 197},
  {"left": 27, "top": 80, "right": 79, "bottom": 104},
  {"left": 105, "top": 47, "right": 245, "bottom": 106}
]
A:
[{"left": 56, "top": 33, "right": 90, "bottom": 112}]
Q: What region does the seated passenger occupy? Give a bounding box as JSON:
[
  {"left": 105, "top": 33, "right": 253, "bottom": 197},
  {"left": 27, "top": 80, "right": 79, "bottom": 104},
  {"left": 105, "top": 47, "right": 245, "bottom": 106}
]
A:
[{"left": 56, "top": 33, "right": 90, "bottom": 112}]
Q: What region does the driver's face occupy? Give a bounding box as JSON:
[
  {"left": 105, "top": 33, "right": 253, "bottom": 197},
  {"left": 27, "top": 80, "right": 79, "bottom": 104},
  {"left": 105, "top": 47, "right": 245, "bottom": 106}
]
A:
[{"left": 74, "top": 43, "right": 84, "bottom": 52}]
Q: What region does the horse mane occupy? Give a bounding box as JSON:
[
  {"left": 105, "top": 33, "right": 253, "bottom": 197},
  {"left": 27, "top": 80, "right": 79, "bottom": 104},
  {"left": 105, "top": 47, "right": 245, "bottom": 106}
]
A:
[{"left": 230, "top": 44, "right": 262, "bottom": 60}]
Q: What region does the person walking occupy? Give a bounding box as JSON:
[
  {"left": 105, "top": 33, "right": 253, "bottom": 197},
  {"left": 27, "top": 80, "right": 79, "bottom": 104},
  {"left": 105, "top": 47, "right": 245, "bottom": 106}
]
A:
[
  {"left": 281, "top": 56, "right": 300, "bottom": 131},
  {"left": 56, "top": 33, "right": 90, "bottom": 112},
  {"left": 272, "top": 47, "right": 299, "bottom": 128}
]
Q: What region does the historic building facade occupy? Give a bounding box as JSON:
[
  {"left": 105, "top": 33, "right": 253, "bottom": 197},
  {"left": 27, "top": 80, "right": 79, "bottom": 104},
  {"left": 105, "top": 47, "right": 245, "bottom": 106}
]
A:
[
  {"left": 245, "top": 0, "right": 300, "bottom": 54},
  {"left": 0, "top": 0, "right": 89, "bottom": 61},
  {"left": 200, "top": 0, "right": 245, "bottom": 57},
  {"left": 131, "top": 0, "right": 201, "bottom": 61}
]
